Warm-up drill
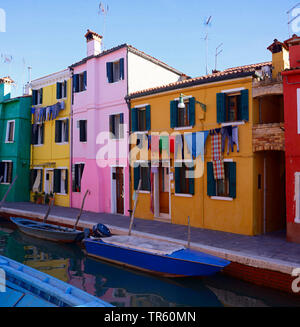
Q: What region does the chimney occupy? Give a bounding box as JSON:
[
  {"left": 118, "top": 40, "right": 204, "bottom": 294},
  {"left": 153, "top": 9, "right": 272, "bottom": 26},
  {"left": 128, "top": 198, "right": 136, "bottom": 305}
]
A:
[
  {"left": 267, "top": 39, "right": 290, "bottom": 79},
  {"left": 284, "top": 34, "right": 300, "bottom": 69},
  {"left": 0, "top": 76, "right": 13, "bottom": 102},
  {"left": 85, "top": 29, "right": 103, "bottom": 57}
]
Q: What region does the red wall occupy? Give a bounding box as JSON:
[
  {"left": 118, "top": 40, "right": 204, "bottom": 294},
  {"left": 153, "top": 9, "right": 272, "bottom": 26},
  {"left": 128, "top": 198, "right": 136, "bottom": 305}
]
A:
[
  {"left": 283, "top": 69, "right": 300, "bottom": 242},
  {"left": 290, "top": 44, "right": 300, "bottom": 69}
]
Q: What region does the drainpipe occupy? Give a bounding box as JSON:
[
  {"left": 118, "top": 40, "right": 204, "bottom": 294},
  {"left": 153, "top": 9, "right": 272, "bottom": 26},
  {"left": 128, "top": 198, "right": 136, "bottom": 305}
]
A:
[
  {"left": 69, "top": 67, "right": 74, "bottom": 209},
  {"left": 263, "top": 155, "right": 267, "bottom": 234},
  {"left": 126, "top": 97, "right": 132, "bottom": 213}
]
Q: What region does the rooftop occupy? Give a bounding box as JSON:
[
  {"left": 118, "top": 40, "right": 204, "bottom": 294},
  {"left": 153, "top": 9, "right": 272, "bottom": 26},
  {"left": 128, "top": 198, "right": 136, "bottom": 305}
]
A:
[{"left": 126, "top": 62, "right": 271, "bottom": 99}]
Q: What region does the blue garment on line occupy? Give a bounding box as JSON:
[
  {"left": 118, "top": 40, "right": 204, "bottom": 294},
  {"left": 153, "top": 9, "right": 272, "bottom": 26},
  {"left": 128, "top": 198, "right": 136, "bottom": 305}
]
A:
[{"left": 184, "top": 131, "right": 209, "bottom": 161}]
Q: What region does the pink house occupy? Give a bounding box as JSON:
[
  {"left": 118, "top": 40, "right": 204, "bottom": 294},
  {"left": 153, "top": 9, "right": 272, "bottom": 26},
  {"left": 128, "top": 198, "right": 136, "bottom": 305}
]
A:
[{"left": 69, "top": 30, "right": 184, "bottom": 215}]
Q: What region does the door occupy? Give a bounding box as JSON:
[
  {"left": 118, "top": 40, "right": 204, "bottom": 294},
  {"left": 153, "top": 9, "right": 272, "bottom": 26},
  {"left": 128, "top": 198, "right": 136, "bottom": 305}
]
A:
[
  {"left": 116, "top": 167, "right": 124, "bottom": 214},
  {"left": 159, "top": 166, "right": 169, "bottom": 215},
  {"left": 44, "top": 169, "right": 53, "bottom": 194}
]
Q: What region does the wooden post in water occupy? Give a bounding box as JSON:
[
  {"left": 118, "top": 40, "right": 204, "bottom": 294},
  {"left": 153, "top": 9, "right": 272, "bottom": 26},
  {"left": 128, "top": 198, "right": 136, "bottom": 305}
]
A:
[
  {"left": 0, "top": 175, "right": 18, "bottom": 208},
  {"left": 187, "top": 216, "right": 191, "bottom": 249},
  {"left": 74, "top": 189, "right": 90, "bottom": 230},
  {"left": 43, "top": 193, "right": 55, "bottom": 223},
  {"left": 128, "top": 180, "right": 141, "bottom": 236}
]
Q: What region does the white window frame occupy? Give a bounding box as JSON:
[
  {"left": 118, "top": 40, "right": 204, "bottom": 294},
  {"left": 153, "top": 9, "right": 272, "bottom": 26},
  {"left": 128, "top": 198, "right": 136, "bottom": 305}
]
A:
[
  {"left": 57, "top": 118, "right": 69, "bottom": 145},
  {"left": 33, "top": 123, "right": 44, "bottom": 146},
  {"left": 210, "top": 159, "right": 234, "bottom": 201},
  {"left": 1, "top": 160, "right": 13, "bottom": 184},
  {"left": 110, "top": 112, "right": 124, "bottom": 140},
  {"left": 57, "top": 167, "right": 68, "bottom": 196},
  {"left": 5, "top": 120, "right": 15, "bottom": 143}
]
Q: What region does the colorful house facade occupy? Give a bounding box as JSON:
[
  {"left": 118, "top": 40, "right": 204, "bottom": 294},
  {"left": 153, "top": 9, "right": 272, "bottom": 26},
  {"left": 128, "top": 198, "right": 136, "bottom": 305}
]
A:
[
  {"left": 69, "top": 30, "right": 184, "bottom": 215},
  {"left": 127, "top": 43, "right": 287, "bottom": 236},
  {"left": 29, "top": 69, "right": 72, "bottom": 207},
  {"left": 282, "top": 34, "right": 300, "bottom": 243},
  {"left": 0, "top": 77, "right": 32, "bottom": 202}
]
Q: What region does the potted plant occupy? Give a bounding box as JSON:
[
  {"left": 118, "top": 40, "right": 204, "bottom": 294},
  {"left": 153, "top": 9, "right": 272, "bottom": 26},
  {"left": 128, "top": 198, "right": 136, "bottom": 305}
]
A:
[
  {"left": 33, "top": 191, "right": 39, "bottom": 204},
  {"left": 44, "top": 193, "right": 50, "bottom": 205}
]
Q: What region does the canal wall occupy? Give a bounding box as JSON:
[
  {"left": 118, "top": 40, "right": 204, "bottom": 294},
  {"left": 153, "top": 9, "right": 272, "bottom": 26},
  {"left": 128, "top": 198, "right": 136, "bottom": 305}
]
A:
[{"left": 0, "top": 203, "right": 299, "bottom": 296}]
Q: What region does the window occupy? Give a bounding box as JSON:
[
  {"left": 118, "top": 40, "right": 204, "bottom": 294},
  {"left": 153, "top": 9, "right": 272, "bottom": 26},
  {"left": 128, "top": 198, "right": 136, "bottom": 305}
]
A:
[
  {"left": 79, "top": 120, "right": 87, "bottom": 142},
  {"left": 30, "top": 169, "right": 43, "bottom": 192},
  {"left": 31, "top": 124, "right": 44, "bottom": 145},
  {"left": 72, "top": 163, "right": 85, "bottom": 193},
  {"left": 134, "top": 163, "right": 150, "bottom": 191},
  {"left": 57, "top": 81, "right": 67, "bottom": 99},
  {"left": 0, "top": 161, "right": 13, "bottom": 184},
  {"left": 170, "top": 97, "right": 195, "bottom": 128},
  {"left": 73, "top": 72, "right": 87, "bottom": 93},
  {"left": 55, "top": 119, "right": 69, "bottom": 143},
  {"left": 53, "top": 169, "right": 68, "bottom": 194},
  {"left": 217, "top": 89, "right": 249, "bottom": 124},
  {"left": 174, "top": 162, "right": 194, "bottom": 195},
  {"left": 110, "top": 114, "right": 124, "bottom": 139},
  {"left": 131, "top": 106, "right": 151, "bottom": 132},
  {"left": 32, "top": 88, "right": 43, "bottom": 106},
  {"left": 5, "top": 120, "right": 15, "bottom": 143},
  {"left": 106, "top": 58, "right": 125, "bottom": 83},
  {"left": 207, "top": 161, "right": 236, "bottom": 198}
]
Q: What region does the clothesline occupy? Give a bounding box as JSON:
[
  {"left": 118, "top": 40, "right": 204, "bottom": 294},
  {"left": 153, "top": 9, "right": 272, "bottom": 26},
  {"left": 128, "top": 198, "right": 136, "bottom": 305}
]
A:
[{"left": 31, "top": 101, "right": 65, "bottom": 123}]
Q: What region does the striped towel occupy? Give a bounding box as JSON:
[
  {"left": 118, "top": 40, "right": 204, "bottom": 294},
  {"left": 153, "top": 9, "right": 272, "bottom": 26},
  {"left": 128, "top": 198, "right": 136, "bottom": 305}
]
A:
[{"left": 211, "top": 134, "right": 225, "bottom": 180}]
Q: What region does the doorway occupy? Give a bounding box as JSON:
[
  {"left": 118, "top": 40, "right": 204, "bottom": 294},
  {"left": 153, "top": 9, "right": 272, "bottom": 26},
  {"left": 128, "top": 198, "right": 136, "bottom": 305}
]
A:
[
  {"left": 111, "top": 167, "right": 124, "bottom": 215},
  {"left": 44, "top": 169, "right": 54, "bottom": 194}
]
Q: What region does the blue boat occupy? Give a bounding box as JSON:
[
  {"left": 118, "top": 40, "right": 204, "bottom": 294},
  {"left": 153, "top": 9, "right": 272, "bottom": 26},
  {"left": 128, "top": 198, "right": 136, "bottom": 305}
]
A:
[
  {"left": 10, "top": 217, "right": 84, "bottom": 243},
  {"left": 83, "top": 235, "right": 230, "bottom": 277},
  {"left": 0, "top": 255, "right": 113, "bottom": 307}
]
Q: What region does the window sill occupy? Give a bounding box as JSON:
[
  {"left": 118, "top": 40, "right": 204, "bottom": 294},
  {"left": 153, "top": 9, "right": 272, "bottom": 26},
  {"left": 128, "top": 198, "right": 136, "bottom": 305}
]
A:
[
  {"left": 137, "top": 190, "right": 150, "bottom": 194},
  {"left": 173, "top": 126, "right": 193, "bottom": 131},
  {"left": 174, "top": 193, "right": 193, "bottom": 197},
  {"left": 220, "top": 121, "right": 245, "bottom": 127},
  {"left": 56, "top": 142, "right": 69, "bottom": 145},
  {"left": 56, "top": 193, "right": 68, "bottom": 196},
  {"left": 0, "top": 183, "right": 11, "bottom": 185},
  {"left": 33, "top": 144, "right": 44, "bottom": 147},
  {"left": 5, "top": 141, "right": 14, "bottom": 144},
  {"left": 210, "top": 196, "right": 233, "bottom": 201}
]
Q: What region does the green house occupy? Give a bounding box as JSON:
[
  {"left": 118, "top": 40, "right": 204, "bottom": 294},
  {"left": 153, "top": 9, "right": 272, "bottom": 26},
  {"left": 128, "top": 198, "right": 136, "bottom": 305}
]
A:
[{"left": 0, "top": 77, "right": 32, "bottom": 202}]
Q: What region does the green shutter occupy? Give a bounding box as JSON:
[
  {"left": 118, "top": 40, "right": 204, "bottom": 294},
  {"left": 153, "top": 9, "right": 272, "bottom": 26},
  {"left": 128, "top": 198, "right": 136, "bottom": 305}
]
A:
[
  {"left": 41, "top": 124, "right": 44, "bottom": 144},
  {"left": 65, "top": 119, "right": 69, "bottom": 142},
  {"left": 32, "top": 90, "right": 37, "bottom": 105},
  {"left": 65, "top": 169, "right": 68, "bottom": 194},
  {"left": 207, "top": 162, "right": 216, "bottom": 196},
  {"left": 188, "top": 167, "right": 195, "bottom": 195},
  {"left": 53, "top": 169, "right": 61, "bottom": 193},
  {"left": 175, "top": 167, "right": 181, "bottom": 194},
  {"left": 240, "top": 89, "right": 249, "bottom": 122},
  {"left": 39, "top": 170, "right": 43, "bottom": 192},
  {"left": 39, "top": 88, "right": 43, "bottom": 105},
  {"left": 134, "top": 166, "right": 140, "bottom": 190},
  {"left": 189, "top": 97, "right": 196, "bottom": 127},
  {"left": 131, "top": 108, "right": 138, "bottom": 132},
  {"left": 217, "top": 93, "right": 227, "bottom": 123},
  {"left": 55, "top": 120, "right": 62, "bottom": 143},
  {"left": 170, "top": 100, "right": 178, "bottom": 128},
  {"left": 229, "top": 162, "right": 236, "bottom": 199},
  {"left": 146, "top": 105, "right": 151, "bottom": 131}
]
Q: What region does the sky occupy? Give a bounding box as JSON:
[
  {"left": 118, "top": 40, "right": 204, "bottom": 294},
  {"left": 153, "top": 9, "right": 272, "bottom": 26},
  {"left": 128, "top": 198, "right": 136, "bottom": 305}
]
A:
[{"left": 0, "top": 0, "right": 299, "bottom": 97}]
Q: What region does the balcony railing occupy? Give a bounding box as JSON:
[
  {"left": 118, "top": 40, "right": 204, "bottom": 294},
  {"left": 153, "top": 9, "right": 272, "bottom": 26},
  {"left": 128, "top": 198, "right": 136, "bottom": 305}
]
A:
[{"left": 252, "top": 123, "right": 285, "bottom": 152}]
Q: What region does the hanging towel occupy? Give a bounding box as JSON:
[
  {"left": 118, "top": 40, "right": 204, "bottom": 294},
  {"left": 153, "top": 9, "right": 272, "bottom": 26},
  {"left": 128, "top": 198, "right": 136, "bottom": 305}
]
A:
[
  {"left": 184, "top": 131, "right": 209, "bottom": 161},
  {"left": 160, "top": 136, "right": 169, "bottom": 151},
  {"left": 211, "top": 133, "right": 225, "bottom": 180},
  {"left": 221, "top": 126, "right": 233, "bottom": 155},
  {"left": 174, "top": 134, "right": 183, "bottom": 160},
  {"left": 232, "top": 126, "right": 239, "bottom": 152},
  {"left": 151, "top": 135, "right": 160, "bottom": 153}
]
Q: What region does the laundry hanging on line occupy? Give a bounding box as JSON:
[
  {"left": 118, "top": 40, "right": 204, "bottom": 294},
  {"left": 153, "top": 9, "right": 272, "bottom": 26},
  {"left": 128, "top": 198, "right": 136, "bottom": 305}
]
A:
[{"left": 184, "top": 131, "right": 209, "bottom": 161}]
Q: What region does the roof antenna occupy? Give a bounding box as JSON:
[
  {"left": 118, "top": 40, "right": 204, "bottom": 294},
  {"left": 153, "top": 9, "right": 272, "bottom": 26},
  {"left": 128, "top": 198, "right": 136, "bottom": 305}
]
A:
[
  {"left": 287, "top": 3, "right": 300, "bottom": 37},
  {"left": 215, "top": 43, "right": 223, "bottom": 72},
  {"left": 98, "top": 2, "right": 109, "bottom": 50},
  {"left": 202, "top": 16, "right": 212, "bottom": 75}
]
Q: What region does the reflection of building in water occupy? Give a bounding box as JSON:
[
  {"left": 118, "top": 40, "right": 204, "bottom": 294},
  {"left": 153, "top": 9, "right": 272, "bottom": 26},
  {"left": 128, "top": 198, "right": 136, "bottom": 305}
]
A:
[
  {"left": 23, "top": 245, "right": 70, "bottom": 282},
  {"left": 0, "top": 233, "right": 8, "bottom": 255},
  {"left": 131, "top": 294, "right": 176, "bottom": 307}
]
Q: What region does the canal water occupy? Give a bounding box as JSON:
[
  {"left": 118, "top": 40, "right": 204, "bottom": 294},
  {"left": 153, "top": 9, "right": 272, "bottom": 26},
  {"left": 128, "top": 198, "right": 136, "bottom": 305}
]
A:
[{"left": 1, "top": 217, "right": 300, "bottom": 307}]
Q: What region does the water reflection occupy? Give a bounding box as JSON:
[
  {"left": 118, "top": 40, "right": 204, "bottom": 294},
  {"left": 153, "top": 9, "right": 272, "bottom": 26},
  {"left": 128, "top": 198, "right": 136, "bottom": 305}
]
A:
[{"left": 1, "top": 217, "right": 300, "bottom": 307}]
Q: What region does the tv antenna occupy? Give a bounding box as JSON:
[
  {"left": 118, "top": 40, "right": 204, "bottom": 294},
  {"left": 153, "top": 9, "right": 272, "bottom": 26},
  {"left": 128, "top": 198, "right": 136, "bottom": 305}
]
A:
[
  {"left": 98, "top": 2, "right": 109, "bottom": 50},
  {"left": 202, "top": 16, "right": 212, "bottom": 75},
  {"left": 215, "top": 43, "right": 223, "bottom": 72},
  {"left": 287, "top": 3, "right": 300, "bottom": 37}
]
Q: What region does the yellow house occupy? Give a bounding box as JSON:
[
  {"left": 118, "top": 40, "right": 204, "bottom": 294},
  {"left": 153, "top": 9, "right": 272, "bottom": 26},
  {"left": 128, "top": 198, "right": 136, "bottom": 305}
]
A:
[
  {"left": 127, "top": 49, "right": 286, "bottom": 236},
  {"left": 30, "top": 69, "right": 71, "bottom": 207}
]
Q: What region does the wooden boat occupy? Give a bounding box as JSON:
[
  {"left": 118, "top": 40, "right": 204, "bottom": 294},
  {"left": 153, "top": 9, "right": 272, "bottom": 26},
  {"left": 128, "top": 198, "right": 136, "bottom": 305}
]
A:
[
  {"left": 83, "top": 235, "right": 230, "bottom": 277},
  {"left": 0, "top": 255, "right": 113, "bottom": 307},
  {"left": 10, "top": 217, "right": 84, "bottom": 243}
]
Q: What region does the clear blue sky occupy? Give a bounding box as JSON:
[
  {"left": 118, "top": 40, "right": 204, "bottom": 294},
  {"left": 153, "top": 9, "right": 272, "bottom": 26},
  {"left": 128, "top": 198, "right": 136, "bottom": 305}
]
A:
[{"left": 0, "top": 0, "right": 298, "bottom": 96}]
